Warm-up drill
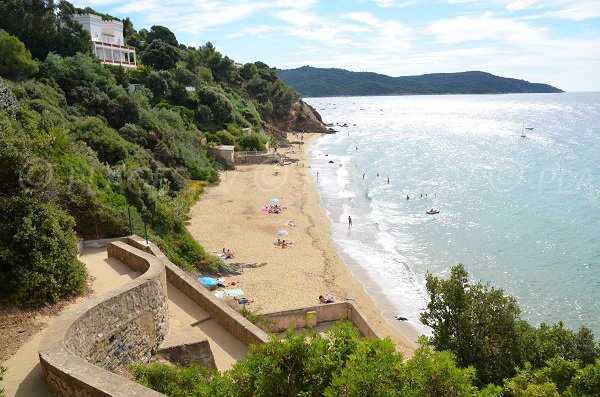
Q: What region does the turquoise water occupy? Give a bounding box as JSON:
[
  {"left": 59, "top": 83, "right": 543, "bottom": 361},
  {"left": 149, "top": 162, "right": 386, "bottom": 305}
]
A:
[{"left": 306, "top": 93, "right": 600, "bottom": 336}]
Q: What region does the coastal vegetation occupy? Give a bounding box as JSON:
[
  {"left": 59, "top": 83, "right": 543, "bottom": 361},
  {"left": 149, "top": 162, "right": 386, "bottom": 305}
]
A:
[
  {"left": 277, "top": 66, "right": 564, "bottom": 97},
  {"left": 0, "top": 0, "right": 303, "bottom": 307},
  {"left": 1, "top": 2, "right": 598, "bottom": 395},
  {"left": 0, "top": 365, "right": 5, "bottom": 397},
  {"left": 130, "top": 266, "right": 600, "bottom": 396}
]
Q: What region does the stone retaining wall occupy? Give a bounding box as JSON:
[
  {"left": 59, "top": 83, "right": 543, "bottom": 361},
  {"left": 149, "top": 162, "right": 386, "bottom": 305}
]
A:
[
  {"left": 264, "top": 301, "right": 381, "bottom": 339},
  {"left": 38, "top": 242, "right": 169, "bottom": 397},
  {"left": 126, "top": 236, "right": 270, "bottom": 346},
  {"left": 37, "top": 235, "right": 378, "bottom": 397},
  {"left": 234, "top": 152, "right": 278, "bottom": 165}
]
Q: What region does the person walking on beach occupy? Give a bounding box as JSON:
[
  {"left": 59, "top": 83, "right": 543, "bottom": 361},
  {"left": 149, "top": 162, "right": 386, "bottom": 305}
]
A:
[{"left": 348, "top": 215, "right": 352, "bottom": 228}]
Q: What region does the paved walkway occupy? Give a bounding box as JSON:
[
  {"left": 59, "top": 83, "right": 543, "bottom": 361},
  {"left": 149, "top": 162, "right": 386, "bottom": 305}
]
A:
[{"left": 2, "top": 246, "right": 247, "bottom": 396}]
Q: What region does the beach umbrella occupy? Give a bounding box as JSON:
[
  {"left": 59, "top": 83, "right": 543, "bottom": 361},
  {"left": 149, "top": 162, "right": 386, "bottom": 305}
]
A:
[
  {"left": 224, "top": 288, "right": 245, "bottom": 298},
  {"left": 273, "top": 166, "right": 281, "bottom": 171},
  {"left": 270, "top": 197, "right": 280, "bottom": 203},
  {"left": 276, "top": 230, "right": 288, "bottom": 237},
  {"left": 198, "top": 277, "right": 218, "bottom": 287}
]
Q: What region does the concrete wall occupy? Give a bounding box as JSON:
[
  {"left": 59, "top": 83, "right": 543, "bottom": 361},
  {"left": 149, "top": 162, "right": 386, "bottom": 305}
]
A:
[
  {"left": 264, "top": 301, "right": 381, "bottom": 339},
  {"left": 37, "top": 235, "right": 377, "bottom": 397},
  {"left": 210, "top": 146, "right": 235, "bottom": 168},
  {"left": 127, "top": 236, "right": 270, "bottom": 347},
  {"left": 38, "top": 242, "right": 169, "bottom": 397},
  {"left": 235, "top": 152, "right": 278, "bottom": 165},
  {"left": 156, "top": 341, "right": 216, "bottom": 369}
]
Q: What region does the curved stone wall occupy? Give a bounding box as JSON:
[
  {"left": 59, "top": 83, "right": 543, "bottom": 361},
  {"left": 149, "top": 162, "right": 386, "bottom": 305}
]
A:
[
  {"left": 38, "top": 242, "right": 169, "bottom": 397},
  {"left": 126, "top": 236, "right": 270, "bottom": 346}
]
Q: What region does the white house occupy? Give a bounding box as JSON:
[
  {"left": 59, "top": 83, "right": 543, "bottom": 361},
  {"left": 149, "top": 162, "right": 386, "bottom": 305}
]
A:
[{"left": 74, "top": 14, "right": 137, "bottom": 68}]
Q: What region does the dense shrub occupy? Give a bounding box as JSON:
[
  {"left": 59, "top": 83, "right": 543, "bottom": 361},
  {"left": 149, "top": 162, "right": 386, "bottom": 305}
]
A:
[
  {"left": 238, "top": 135, "right": 265, "bottom": 151},
  {"left": 421, "top": 265, "right": 600, "bottom": 387},
  {"left": 71, "top": 117, "right": 152, "bottom": 166},
  {"left": 130, "top": 322, "right": 484, "bottom": 397},
  {"left": 0, "top": 78, "right": 19, "bottom": 118},
  {"left": 0, "top": 33, "right": 38, "bottom": 81},
  {"left": 0, "top": 365, "right": 5, "bottom": 397},
  {"left": 0, "top": 196, "right": 87, "bottom": 306}
]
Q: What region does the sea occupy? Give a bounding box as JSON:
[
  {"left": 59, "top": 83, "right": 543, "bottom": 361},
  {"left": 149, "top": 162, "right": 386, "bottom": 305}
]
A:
[{"left": 305, "top": 92, "right": 600, "bottom": 337}]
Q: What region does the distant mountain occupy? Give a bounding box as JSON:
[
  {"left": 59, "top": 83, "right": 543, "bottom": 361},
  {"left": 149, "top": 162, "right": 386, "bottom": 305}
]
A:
[{"left": 276, "top": 66, "right": 563, "bottom": 97}]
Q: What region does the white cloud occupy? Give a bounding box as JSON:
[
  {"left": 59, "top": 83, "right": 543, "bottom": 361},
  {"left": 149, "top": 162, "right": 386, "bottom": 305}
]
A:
[
  {"left": 370, "top": 0, "right": 417, "bottom": 7},
  {"left": 226, "top": 24, "right": 273, "bottom": 38},
  {"left": 427, "top": 12, "right": 548, "bottom": 45},
  {"left": 505, "top": 0, "right": 540, "bottom": 12},
  {"left": 541, "top": 1, "right": 600, "bottom": 20}
]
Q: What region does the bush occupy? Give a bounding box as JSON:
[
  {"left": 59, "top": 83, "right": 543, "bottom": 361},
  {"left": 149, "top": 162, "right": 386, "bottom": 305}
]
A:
[
  {"left": 0, "top": 365, "right": 6, "bottom": 397},
  {"left": 152, "top": 228, "right": 221, "bottom": 272},
  {"left": 0, "top": 78, "right": 19, "bottom": 118},
  {"left": 129, "top": 363, "right": 216, "bottom": 397},
  {"left": 130, "top": 321, "right": 482, "bottom": 397},
  {"left": 421, "top": 265, "right": 600, "bottom": 387},
  {"left": 238, "top": 135, "right": 265, "bottom": 151},
  {"left": 0, "top": 32, "right": 39, "bottom": 81},
  {"left": 0, "top": 196, "right": 87, "bottom": 306},
  {"left": 215, "top": 130, "right": 235, "bottom": 145}
]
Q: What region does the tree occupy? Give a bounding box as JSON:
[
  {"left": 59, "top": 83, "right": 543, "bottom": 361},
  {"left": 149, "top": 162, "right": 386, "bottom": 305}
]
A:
[
  {"left": 123, "top": 17, "right": 136, "bottom": 39},
  {"left": 421, "top": 264, "right": 523, "bottom": 386},
  {"left": 146, "top": 25, "right": 178, "bottom": 47},
  {"left": 197, "top": 42, "right": 235, "bottom": 82},
  {"left": 0, "top": 33, "right": 39, "bottom": 80},
  {"left": 0, "top": 0, "right": 90, "bottom": 60},
  {"left": 0, "top": 196, "right": 87, "bottom": 306},
  {"left": 239, "top": 135, "right": 265, "bottom": 151},
  {"left": 41, "top": 52, "right": 125, "bottom": 116},
  {"left": 197, "top": 87, "right": 233, "bottom": 125},
  {"left": 140, "top": 39, "right": 180, "bottom": 70}
]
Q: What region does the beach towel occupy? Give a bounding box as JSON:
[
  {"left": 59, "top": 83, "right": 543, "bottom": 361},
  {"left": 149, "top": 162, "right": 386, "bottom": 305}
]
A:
[
  {"left": 217, "top": 253, "right": 227, "bottom": 259},
  {"left": 224, "top": 288, "right": 245, "bottom": 298},
  {"left": 198, "top": 277, "right": 218, "bottom": 287},
  {"left": 214, "top": 290, "right": 225, "bottom": 299}
]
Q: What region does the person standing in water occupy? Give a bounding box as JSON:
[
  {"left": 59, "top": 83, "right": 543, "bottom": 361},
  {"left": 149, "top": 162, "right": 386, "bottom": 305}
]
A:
[
  {"left": 348, "top": 215, "right": 352, "bottom": 228},
  {"left": 387, "top": 177, "right": 390, "bottom": 184}
]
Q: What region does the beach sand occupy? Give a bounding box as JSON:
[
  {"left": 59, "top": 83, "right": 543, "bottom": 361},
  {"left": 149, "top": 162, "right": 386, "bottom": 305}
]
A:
[{"left": 187, "top": 133, "right": 417, "bottom": 355}]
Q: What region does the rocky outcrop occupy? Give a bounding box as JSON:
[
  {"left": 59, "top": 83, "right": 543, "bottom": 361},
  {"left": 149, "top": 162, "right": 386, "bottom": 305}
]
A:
[{"left": 273, "top": 99, "right": 327, "bottom": 134}]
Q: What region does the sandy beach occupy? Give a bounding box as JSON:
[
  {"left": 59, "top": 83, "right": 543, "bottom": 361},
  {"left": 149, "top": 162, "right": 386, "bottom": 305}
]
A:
[{"left": 187, "top": 133, "right": 417, "bottom": 355}]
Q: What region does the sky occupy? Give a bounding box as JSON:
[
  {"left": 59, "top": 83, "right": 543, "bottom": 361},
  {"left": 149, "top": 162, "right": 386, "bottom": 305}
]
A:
[{"left": 71, "top": 0, "right": 600, "bottom": 91}]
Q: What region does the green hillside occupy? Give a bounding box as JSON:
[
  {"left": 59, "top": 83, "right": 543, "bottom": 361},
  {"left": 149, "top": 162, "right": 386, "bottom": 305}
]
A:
[
  {"left": 277, "top": 66, "right": 564, "bottom": 97},
  {"left": 0, "top": 0, "right": 303, "bottom": 307}
]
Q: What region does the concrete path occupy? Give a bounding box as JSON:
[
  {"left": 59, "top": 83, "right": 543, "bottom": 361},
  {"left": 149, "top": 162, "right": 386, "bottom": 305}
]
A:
[
  {"left": 2, "top": 248, "right": 139, "bottom": 397},
  {"left": 2, "top": 246, "right": 248, "bottom": 396}
]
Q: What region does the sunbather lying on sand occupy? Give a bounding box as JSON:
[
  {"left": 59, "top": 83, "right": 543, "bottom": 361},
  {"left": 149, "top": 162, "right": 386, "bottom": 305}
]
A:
[
  {"left": 319, "top": 295, "right": 334, "bottom": 304},
  {"left": 234, "top": 297, "right": 254, "bottom": 305}
]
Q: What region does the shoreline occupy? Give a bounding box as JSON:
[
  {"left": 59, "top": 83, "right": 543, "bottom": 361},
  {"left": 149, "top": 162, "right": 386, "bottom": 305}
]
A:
[{"left": 187, "top": 133, "right": 417, "bottom": 355}]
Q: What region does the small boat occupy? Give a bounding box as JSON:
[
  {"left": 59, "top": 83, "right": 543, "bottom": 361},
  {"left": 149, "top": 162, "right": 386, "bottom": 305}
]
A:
[
  {"left": 426, "top": 209, "right": 440, "bottom": 215},
  {"left": 520, "top": 121, "right": 533, "bottom": 137}
]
